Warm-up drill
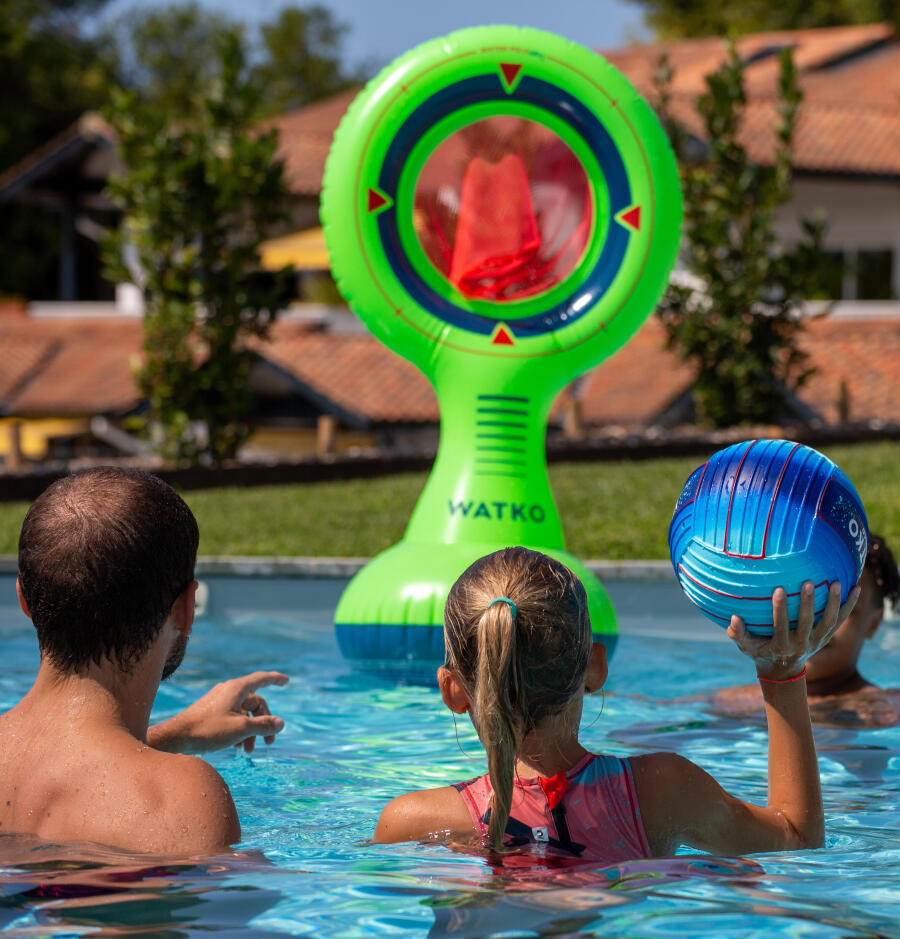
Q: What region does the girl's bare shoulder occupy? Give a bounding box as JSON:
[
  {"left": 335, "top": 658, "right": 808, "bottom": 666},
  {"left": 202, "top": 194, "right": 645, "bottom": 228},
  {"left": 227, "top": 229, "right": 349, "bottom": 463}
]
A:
[{"left": 374, "top": 785, "right": 473, "bottom": 845}]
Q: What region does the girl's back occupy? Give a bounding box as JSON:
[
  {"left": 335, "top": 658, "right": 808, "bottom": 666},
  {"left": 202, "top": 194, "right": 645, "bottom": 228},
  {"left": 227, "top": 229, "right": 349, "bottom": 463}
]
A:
[{"left": 455, "top": 751, "right": 649, "bottom": 861}]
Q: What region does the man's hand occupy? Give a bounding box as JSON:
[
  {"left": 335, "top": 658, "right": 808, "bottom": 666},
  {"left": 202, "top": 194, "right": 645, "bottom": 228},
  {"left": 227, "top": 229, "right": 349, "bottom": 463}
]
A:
[{"left": 148, "top": 671, "right": 290, "bottom": 755}]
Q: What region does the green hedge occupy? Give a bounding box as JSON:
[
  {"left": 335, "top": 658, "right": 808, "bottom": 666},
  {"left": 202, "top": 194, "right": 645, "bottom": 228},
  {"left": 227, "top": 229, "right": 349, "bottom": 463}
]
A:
[{"left": 0, "top": 441, "right": 896, "bottom": 560}]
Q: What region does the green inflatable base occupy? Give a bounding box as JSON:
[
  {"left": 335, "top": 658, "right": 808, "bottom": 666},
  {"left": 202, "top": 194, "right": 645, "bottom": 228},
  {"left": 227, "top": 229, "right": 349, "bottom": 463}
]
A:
[{"left": 334, "top": 539, "right": 617, "bottom": 665}]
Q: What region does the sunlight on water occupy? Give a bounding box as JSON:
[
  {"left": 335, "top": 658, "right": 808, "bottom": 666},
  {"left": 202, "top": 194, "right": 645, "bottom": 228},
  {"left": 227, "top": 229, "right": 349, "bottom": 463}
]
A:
[{"left": 1, "top": 575, "right": 898, "bottom": 937}]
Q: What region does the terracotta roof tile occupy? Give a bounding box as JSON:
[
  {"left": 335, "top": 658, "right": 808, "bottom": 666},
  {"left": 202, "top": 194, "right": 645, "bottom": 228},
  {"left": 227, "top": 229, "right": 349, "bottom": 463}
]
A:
[
  {"left": 260, "top": 322, "right": 439, "bottom": 423},
  {"left": 0, "top": 319, "right": 143, "bottom": 416},
  {"left": 564, "top": 318, "right": 694, "bottom": 425},
  {"left": 268, "top": 90, "right": 358, "bottom": 196},
  {"left": 603, "top": 24, "right": 900, "bottom": 177},
  {"left": 0, "top": 337, "right": 57, "bottom": 402},
  {"left": 797, "top": 316, "right": 900, "bottom": 423},
  {"left": 269, "top": 23, "right": 899, "bottom": 194},
  {"left": 0, "top": 312, "right": 895, "bottom": 431}
]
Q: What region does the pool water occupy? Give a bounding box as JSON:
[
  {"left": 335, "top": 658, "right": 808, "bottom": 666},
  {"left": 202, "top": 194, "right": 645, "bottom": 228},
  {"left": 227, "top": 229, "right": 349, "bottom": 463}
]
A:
[{"left": 1, "top": 575, "right": 899, "bottom": 937}]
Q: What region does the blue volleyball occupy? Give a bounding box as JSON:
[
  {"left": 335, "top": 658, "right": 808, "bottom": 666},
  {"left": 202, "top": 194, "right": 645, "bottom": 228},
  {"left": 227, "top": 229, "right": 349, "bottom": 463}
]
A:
[{"left": 668, "top": 440, "right": 868, "bottom": 635}]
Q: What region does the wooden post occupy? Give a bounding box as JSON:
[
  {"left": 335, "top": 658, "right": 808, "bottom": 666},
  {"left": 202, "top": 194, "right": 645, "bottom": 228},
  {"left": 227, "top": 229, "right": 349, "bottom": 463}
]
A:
[
  {"left": 317, "top": 414, "right": 337, "bottom": 457},
  {"left": 562, "top": 397, "right": 584, "bottom": 439},
  {"left": 6, "top": 421, "right": 23, "bottom": 472},
  {"left": 837, "top": 380, "right": 851, "bottom": 423}
]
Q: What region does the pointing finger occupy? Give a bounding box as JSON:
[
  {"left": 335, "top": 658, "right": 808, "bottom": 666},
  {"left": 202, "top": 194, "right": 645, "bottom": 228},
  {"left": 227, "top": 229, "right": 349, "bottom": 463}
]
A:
[{"left": 236, "top": 671, "right": 290, "bottom": 695}]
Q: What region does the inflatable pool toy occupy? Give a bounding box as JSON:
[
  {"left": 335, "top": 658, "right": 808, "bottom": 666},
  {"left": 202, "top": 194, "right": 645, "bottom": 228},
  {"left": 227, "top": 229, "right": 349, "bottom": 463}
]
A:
[
  {"left": 669, "top": 439, "right": 869, "bottom": 635},
  {"left": 321, "top": 25, "right": 682, "bottom": 663}
]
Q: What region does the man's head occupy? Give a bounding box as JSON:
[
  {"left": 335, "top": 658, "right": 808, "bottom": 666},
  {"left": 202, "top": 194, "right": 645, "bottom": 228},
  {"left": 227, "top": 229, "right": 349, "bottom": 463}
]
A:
[
  {"left": 17, "top": 467, "right": 199, "bottom": 674},
  {"left": 806, "top": 534, "right": 899, "bottom": 685}
]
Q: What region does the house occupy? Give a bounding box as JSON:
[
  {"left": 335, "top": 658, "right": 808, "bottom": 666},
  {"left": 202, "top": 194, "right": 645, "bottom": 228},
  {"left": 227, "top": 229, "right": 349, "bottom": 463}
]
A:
[{"left": 0, "top": 23, "right": 897, "bottom": 464}]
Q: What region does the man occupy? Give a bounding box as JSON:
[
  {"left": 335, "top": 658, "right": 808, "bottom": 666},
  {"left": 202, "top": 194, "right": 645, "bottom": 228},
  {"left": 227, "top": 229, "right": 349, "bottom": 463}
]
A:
[
  {"left": 0, "top": 467, "right": 288, "bottom": 854},
  {"left": 708, "top": 535, "right": 900, "bottom": 728}
]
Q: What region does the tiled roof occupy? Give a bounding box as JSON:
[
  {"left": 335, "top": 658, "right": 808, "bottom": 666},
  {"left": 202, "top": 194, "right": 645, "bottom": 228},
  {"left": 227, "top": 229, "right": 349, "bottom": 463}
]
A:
[
  {"left": 1, "top": 312, "right": 896, "bottom": 431},
  {"left": 5, "top": 24, "right": 893, "bottom": 204},
  {"left": 269, "top": 23, "right": 899, "bottom": 193},
  {"left": 0, "top": 337, "right": 57, "bottom": 402},
  {"left": 797, "top": 316, "right": 900, "bottom": 424},
  {"left": 267, "top": 90, "right": 359, "bottom": 196},
  {"left": 602, "top": 23, "right": 900, "bottom": 177},
  {"left": 0, "top": 113, "right": 115, "bottom": 199},
  {"left": 0, "top": 318, "right": 143, "bottom": 416},
  {"left": 558, "top": 319, "right": 695, "bottom": 425},
  {"left": 258, "top": 322, "right": 439, "bottom": 424}
]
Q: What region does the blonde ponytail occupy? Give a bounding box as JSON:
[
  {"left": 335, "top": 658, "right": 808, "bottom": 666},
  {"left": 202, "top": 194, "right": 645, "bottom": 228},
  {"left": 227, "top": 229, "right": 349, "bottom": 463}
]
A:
[{"left": 473, "top": 600, "right": 524, "bottom": 850}]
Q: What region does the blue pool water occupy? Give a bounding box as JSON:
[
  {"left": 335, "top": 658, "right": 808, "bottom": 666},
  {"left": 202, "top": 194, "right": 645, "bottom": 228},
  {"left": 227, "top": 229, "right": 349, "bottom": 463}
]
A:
[{"left": 1, "top": 574, "right": 899, "bottom": 937}]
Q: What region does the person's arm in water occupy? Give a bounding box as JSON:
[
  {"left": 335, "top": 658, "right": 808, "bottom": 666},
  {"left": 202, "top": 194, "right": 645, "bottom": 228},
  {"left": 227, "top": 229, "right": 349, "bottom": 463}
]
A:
[
  {"left": 148, "top": 671, "right": 289, "bottom": 755},
  {"left": 632, "top": 580, "right": 859, "bottom": 856}
]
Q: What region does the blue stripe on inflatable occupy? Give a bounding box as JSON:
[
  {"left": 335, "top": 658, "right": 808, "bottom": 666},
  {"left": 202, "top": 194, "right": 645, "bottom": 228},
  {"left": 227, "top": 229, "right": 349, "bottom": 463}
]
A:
[
  {"left": 336, "top": 623, "right": 447, "bottom": 661},
  {"left": 336, "top": 623, "right": 618, "bottom": 663},
  {"left": 376, "top": 73, "right": 631, "bottom": 337}
]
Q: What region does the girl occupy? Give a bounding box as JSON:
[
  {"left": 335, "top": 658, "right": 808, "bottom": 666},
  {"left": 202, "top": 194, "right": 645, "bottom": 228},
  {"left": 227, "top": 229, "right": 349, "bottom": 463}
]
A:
[{"left": 374, "top": 546, "right": 859, "bottom": 859}]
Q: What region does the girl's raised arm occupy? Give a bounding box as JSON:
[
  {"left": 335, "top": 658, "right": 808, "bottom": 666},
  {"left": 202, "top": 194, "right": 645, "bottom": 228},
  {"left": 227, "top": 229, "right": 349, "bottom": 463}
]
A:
[{"left": 632, "top": 580, "right": 859, "bottom": 856}]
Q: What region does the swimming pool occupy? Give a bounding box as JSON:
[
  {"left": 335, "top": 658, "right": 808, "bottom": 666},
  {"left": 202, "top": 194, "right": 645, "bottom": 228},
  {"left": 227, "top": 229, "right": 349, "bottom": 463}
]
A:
[{"left": 1, "top": 573, "right": 898, "bottom": 937}]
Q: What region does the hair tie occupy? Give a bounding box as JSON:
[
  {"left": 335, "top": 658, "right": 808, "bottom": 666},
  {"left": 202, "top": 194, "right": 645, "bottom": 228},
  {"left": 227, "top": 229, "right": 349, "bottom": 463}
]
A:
[{"left": 488, "top": 597, "right": 517, "bottom": 620}]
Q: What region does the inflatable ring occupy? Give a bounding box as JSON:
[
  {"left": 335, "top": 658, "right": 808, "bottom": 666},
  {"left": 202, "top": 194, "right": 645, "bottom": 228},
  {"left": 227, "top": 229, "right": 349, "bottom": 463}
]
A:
[
  {"left": 322, "top": 26, "right": 682, "bottom": 667},
  {"left": 322, "top": 25, "right": 682, "bottom": 376}
]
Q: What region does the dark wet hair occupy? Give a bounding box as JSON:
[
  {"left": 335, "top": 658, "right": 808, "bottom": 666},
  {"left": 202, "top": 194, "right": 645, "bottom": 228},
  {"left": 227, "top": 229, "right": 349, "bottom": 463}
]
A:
[
  {"left": 18, "top": 467, "right": 199, "bottom": 673},
  {"left": 866, "top": 534, "right": 899, "bottom": 612},
  {"left": 444, "top": 547, "right": 591, "bottom": 850}
]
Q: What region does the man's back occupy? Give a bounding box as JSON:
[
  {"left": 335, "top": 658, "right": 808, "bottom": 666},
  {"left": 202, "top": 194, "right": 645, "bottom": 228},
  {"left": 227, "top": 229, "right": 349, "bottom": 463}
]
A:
[{"left": 0, "top": 694, "right": 239, "bottom": 855}]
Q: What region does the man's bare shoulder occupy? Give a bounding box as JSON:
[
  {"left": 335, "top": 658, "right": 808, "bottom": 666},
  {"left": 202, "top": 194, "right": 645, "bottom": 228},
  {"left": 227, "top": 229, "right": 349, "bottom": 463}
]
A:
[
  {"left": 0, "top": 726, "right": 239, "bottom": 855},
  {"left": 137, "top": 749, "right": 241, "bottom": 854}
]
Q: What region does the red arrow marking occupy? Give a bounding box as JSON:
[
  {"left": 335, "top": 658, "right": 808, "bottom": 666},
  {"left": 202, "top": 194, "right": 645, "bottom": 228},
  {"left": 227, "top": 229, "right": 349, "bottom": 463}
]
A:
[
  {"left": 367, "top": 188, "right": 389, "bottom": 212},
  {"left": 499, "top": 63, "right": 522, "bottom": 90},
  {"left": 619, "top": 206, "right": 641, "bottom": 230},
  {"left": 492, "top": 325, "right": 514, "bottom": 346}
]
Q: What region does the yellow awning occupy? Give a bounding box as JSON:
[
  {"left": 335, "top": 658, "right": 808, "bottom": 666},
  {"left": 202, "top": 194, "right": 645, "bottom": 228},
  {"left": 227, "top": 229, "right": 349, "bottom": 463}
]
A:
[{"left": 260, "top": 227, "right": 330, "bottom": 271}]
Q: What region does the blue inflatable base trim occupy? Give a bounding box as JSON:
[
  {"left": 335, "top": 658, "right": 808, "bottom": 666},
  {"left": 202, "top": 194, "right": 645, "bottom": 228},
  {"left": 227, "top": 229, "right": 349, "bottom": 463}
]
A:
[{"left": 335, "top": 623, "right": 618, "bottom": 664}]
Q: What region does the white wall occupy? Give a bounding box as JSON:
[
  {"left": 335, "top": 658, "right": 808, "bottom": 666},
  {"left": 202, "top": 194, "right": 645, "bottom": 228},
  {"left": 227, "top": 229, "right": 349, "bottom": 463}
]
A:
[{"left": 775, "top": 176, "right": 900, "bottom": 298}]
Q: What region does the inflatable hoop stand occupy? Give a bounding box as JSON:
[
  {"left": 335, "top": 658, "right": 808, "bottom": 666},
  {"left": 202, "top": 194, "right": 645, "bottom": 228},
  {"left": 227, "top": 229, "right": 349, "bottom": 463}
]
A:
[{"left": 321, "top": 26, "right": 683, "bottom": 665}]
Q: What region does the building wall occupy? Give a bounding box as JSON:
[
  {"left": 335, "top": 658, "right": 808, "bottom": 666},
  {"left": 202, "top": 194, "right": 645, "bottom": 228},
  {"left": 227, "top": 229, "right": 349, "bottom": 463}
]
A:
[
  {"left": 776, "top": 176, "right": 900, "bottom": 298},
  {"left": 0, "top": 417, "right": 90, "bottom": 462}
]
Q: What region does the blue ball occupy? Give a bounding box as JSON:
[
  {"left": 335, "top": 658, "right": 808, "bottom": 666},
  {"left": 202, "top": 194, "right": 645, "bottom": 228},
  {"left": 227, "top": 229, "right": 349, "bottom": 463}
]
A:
[{"left": 668, "top": 439, "right": 868, "bottom": 634}]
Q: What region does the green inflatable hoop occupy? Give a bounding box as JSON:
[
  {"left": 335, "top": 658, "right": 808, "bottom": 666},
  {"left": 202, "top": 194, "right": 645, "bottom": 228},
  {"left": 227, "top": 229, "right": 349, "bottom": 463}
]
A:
[{"left": 321, "top": 25, "right": 682, "bottom": 666}]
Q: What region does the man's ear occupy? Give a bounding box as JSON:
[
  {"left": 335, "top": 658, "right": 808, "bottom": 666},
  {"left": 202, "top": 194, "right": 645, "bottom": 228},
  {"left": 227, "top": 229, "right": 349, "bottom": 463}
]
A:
[
  {"left": 15, "top": 579, "right": 31, "bottom": 620},
  {"left": 171, "top": 580, "right": 198, "bottom": 637},
  {"left": 437, "top": 665, "right": 469, "bottom": 714},
  {"left": 585, "top": 641, "right": 608, "bottom": 694}
]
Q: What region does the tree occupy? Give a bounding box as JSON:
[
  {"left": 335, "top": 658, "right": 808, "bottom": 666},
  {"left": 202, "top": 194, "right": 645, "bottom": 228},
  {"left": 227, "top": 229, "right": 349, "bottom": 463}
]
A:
[
  {"left": 626, "top": 0, "right": 899, "bottom": 38},
  {"left": 0, "top": 0, "right": 115, "bottom": 299},
  {"left": 655, "top": 45, "right": 830, "bottom": 428},
  {"left": 103, "top": 32, "right": 295, "bottom": 464},
  {"left": 102, "top": 2, "right": 359, "bottom": 119},
  {"left": 253, "top": 5, "right": 359, "bottom": 115},
  {"left": 101, "top": 3, "right": 241, "bottom": 117}
]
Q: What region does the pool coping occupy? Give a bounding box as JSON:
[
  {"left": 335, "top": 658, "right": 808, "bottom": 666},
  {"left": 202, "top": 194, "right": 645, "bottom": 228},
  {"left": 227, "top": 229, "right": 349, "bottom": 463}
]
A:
[{"left": 0, "top": 555, "right": 674, "bottom": 581}]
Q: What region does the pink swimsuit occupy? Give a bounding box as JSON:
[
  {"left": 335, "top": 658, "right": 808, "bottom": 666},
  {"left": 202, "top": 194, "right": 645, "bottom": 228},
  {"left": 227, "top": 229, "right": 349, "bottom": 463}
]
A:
[{"left": 454, "top": 752, "right": 651, "bottom": 862}]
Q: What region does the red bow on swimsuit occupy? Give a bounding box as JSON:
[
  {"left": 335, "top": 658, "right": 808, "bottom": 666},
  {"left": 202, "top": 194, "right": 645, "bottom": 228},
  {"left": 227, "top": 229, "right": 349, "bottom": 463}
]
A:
[{"left": 540, "top": 771, "right": 569, "bottom": 810}]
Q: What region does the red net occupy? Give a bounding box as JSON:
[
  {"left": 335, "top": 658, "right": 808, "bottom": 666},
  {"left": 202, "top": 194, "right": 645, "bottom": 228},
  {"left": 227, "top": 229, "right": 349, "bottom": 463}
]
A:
[{"left": 414, "top": 116, "right": 592, "bottom": 302}]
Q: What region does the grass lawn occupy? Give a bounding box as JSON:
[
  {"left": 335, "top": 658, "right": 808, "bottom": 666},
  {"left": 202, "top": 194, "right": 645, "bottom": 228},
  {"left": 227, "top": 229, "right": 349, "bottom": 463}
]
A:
[{"left": 0, "top": 440, "right": 897, "bottom": 559}]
